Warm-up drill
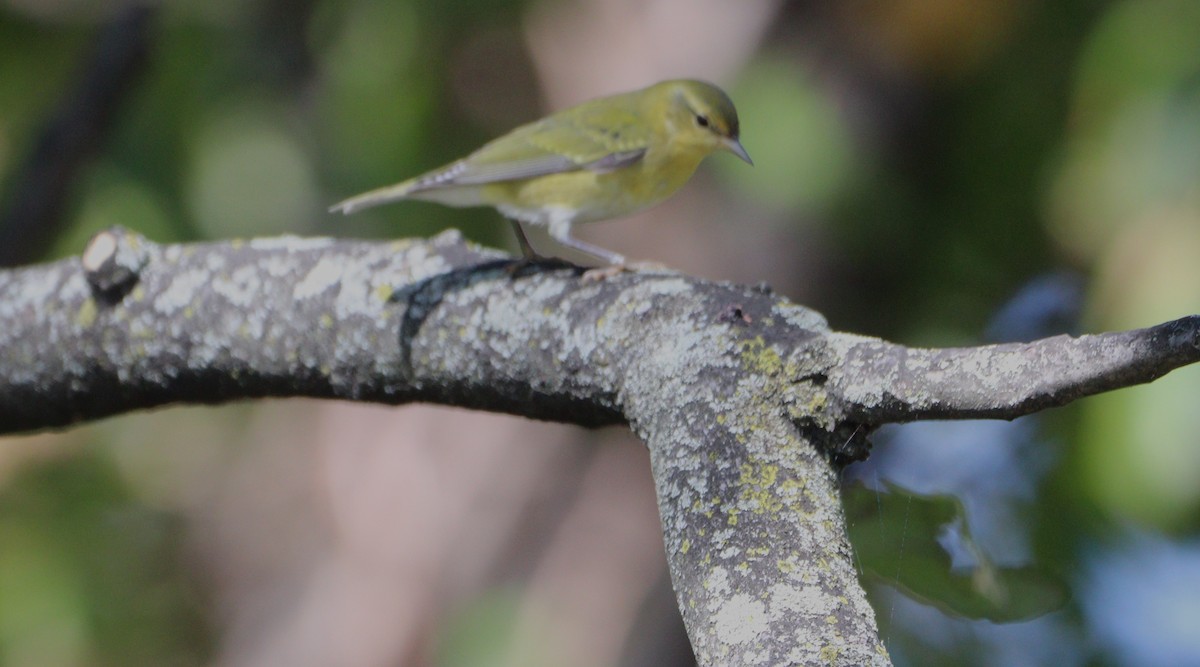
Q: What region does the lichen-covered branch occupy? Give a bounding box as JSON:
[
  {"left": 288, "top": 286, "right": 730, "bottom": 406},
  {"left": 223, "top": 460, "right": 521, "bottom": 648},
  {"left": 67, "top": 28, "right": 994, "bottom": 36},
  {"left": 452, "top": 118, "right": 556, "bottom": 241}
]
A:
[
  {"left": 3, "top": 227, "right": 1198, "bottom": 666},
  {"left": 826, "top": 318, "right": 1200, "bottom": 424}
]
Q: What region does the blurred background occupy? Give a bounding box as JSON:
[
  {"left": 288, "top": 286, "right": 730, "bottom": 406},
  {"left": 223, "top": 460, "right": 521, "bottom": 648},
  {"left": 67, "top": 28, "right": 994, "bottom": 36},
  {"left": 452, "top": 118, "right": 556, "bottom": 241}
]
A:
[{"left": 1, "top": 0, "right": 1199, "bottom": 665}]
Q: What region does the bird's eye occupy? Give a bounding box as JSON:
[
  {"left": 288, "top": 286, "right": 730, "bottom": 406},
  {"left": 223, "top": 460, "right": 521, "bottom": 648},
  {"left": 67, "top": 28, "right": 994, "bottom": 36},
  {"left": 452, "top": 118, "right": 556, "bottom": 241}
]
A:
[{"left": 695, "top": 114, "right": 710, "bottom": 128}]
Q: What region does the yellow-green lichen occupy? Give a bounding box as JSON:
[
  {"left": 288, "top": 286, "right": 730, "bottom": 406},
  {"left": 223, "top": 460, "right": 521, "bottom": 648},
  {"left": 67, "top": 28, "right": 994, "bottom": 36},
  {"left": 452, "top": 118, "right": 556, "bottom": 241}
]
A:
[
  {"left": 788, "top": 389, "right": 827, "bottom": 416},
  {"left": 739, "top": 461, "right": 779, "bottom": 488},
  {"left": 319, "top": 313, "right": 334, "bottom": 329},
  {"left": 374, "top": 284, "right": 394, "bottom": 302},
  {"left": 738, "top": 460, "right": 784, "bottom": 515},
  {"left": 820, "top": 645, "right": 841, "bottom": 662},
  {"left": 777, "top": 478, "right": 813, "bottom": 517},
  {"left": 738, "top": 336, "right": 783, "bottom": 376},
  {"left": 76, "top": 298, "right": 97, "bottom": 328},
  {"left": 681, "top": 539, "right": 691, "bottom": 554}
]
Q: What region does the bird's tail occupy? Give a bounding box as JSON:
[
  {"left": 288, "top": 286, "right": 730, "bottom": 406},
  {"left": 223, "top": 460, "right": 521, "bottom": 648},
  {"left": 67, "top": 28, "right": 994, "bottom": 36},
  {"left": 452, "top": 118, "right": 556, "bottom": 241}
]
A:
[{"left": 328, "top": 180, "right": 414, "bottom": 215}]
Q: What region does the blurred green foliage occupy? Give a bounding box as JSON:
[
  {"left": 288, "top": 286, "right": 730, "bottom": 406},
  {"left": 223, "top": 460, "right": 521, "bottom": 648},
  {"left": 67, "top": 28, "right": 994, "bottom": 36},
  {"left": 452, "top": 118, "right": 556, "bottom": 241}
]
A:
[
  {"left": 0, "top": 451, "right": 208, "bottom": 666},
  {"left": 845, "top": 483, "right": 1067, "bottom": 623}
]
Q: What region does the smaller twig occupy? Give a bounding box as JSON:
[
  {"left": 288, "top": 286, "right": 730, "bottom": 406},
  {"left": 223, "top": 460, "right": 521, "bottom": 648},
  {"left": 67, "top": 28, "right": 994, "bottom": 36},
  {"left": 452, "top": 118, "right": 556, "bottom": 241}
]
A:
[{"left": 827, "top": 316, "right": 1200, "bottom": 424}]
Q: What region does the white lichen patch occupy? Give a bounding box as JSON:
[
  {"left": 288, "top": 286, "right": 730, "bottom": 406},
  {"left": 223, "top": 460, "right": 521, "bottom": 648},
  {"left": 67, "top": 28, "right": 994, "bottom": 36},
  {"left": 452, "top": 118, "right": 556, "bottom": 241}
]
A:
[
  {"left": 247, "top": 235, "right": 337, "bottom": 251},
  {"left": 186, "top": 337, "right": 227, "bottom": 370},
  {"left": 59, "top": 273, "right": 90, "bottom": 302},
  {"left": 712, "top": 592, "right": 769, "bottom": 647},
  {"left": 705, "top": 566, "right": 731, "bottom": 597},
  {"left": 203, "top": 250, "right": 228, "bottom": 273},
  {"left": 211, "top": 264, "right": 262, "bottom": 308},
  {"left": 260, "top": 253, "right": 301, "bottom": 278},
  {"left": 769, "top": 582, "right": 837, "bottom": 618},
  {"left": 718, "top": 545, "right": 743, "bottom": 560},
  {"left": 639, "top": 276, "right": 693, "bottom": 296},
  {"left": 0, "top": 270, "right": 66, "bottom": 322},
  {"left": 294, "top": 257, "right": 345, "bottom": 300},
  {"left": 393, "top": 241, "right": 460, "bottom": 282},
  {"left": 155, "top": 269, "right": 208, "bottom": 314},
  {"left": 524, "top": 277, "right": 571, "bottom": 304},
  {"left": 239, "top": 314, "right": 265, "bottom": 341},
  {"left": 429, "top": 228, "right": 465, "bottom": 247},
  {"left": 774, "top": 302, "right": 828, "bottom": 332}
]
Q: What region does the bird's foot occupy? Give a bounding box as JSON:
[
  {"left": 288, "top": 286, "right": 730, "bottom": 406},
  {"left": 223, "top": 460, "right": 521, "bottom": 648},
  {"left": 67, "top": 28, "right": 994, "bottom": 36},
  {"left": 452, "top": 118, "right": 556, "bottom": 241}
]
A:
[
  {"left": 505, "top": 256, "right": 576, "bottom": 278},
  {"left": 580, "top": 261, "right": 676, "bottom": 282}
]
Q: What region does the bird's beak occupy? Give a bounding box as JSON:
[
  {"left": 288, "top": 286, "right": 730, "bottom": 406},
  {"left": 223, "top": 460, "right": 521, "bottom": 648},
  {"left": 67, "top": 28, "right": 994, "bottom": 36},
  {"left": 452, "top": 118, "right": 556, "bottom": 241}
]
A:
[{"left": 724, "top": 137, "right": 753, "bottom": 166}]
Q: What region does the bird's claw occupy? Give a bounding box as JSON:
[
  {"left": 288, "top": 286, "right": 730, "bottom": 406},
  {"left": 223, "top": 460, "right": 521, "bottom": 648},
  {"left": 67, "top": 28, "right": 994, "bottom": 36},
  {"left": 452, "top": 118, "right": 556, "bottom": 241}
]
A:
[
  {"left": 505, "top": 256, "right": 575, "bottom": 278},
  {"left": 580, "top": 261, "right": 675, "bottom": 282}
]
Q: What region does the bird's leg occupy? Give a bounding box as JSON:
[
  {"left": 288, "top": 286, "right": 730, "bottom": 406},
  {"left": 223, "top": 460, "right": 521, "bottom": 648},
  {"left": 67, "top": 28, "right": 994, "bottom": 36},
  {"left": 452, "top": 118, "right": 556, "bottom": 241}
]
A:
[
  {"left": 549, "top": 220, "right": 628, "bottom": 269},
  {"left": 509, "top": 219, "right": 540, "bottom": 260},
  {"left": 505, "top": 220, "right": 542, "bottom": 276},
  {"left": 503, "top": 220, "right": 573, "bottom": 277},
  {"left": 546, "top": 219, "right": 637, "bottom": 281}
]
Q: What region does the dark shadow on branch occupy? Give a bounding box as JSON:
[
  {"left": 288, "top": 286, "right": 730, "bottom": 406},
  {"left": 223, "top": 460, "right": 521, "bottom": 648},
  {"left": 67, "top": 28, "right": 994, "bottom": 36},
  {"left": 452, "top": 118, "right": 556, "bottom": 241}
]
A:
[{"left": 391, "top": 257, "right": 580, "bottom": 371}]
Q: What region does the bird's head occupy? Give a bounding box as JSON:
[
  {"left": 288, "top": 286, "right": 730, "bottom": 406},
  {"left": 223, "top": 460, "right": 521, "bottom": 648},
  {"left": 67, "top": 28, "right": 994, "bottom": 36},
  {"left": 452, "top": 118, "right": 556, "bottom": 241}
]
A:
[{"left": 660, "top": 80, "right": 753, "bottom": 165}]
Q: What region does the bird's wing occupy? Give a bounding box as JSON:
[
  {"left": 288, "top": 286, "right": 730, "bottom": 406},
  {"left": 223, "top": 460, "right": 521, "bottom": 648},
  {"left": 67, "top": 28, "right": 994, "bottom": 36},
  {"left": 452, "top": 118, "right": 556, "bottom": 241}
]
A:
[{"left": 406, "top": 106, "right": 651, "bottom": 191}]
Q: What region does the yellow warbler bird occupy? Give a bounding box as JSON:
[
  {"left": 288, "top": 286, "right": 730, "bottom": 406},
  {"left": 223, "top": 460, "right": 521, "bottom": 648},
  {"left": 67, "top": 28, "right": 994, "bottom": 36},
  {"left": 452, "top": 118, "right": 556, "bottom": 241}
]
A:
[{"left": 329, "top": 79, "right": 752, "bottom": 266}]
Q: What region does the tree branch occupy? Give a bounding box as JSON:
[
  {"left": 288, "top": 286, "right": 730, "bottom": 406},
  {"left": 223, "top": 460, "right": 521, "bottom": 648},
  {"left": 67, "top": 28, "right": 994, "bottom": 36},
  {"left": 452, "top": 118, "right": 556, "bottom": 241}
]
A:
[
  {"left": 826, "top": 320, "right": 1200, "bottom": 424},
  {"left": 3, "top": 227, "right": 1198, "bottom": 666}
]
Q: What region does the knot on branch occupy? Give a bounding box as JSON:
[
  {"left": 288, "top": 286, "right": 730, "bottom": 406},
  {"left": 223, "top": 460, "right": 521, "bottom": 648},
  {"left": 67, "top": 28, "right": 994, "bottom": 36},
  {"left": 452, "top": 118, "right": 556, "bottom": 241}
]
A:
[{"left": 82, "top": 225, "right": 150, "bottom": 300}]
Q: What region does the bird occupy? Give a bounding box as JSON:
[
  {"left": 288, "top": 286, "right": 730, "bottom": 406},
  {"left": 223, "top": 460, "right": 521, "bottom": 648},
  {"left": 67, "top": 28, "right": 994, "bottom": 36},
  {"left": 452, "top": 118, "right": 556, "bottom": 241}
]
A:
[{"left": 329, "top": 79, "right": 752, "bottom": 268}]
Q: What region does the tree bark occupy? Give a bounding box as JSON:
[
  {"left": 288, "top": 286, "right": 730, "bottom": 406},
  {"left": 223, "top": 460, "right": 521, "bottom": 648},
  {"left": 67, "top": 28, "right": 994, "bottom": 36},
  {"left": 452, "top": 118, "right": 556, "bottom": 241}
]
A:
[{"left": 3, "top": 227, "right": 1198, "bottom": 666}]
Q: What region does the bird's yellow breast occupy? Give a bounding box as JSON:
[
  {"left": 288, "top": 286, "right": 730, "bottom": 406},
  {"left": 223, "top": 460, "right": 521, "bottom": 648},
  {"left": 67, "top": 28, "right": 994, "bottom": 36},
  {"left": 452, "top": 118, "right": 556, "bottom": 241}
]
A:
[{"left": 480, "top": 140, "right": 712, "bottom": 225}]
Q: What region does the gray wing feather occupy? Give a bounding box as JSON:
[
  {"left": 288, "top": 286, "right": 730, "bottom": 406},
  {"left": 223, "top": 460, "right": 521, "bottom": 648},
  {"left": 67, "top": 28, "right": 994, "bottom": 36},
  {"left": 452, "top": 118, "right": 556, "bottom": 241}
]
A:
[
  {"left": 405, "top": 154, "right": 581, "bottom": 191},
  {"left": 419, "top": 148, "right": 646, "bottom": 188},
  {"left": 584, "top": 149, "right": 646, "bottom": 173}
]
